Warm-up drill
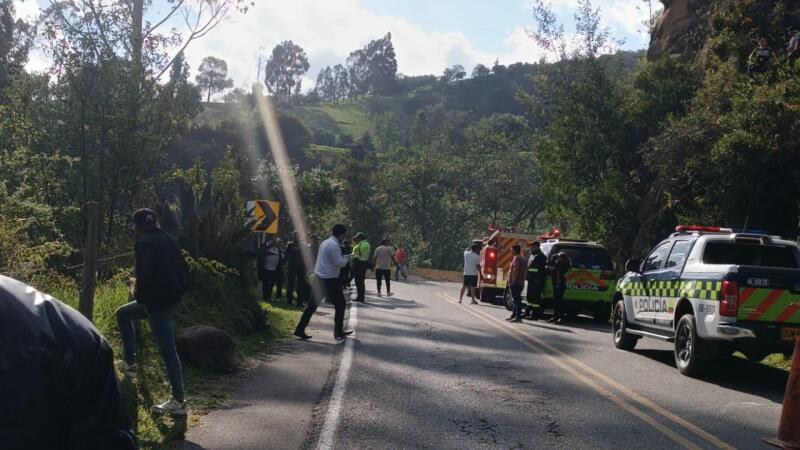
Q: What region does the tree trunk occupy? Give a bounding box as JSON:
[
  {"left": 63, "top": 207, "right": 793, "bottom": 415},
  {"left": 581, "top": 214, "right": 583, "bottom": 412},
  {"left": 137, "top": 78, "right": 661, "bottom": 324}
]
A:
[{"left": 79, "top": 203, "right": 101, "bottom": 321}]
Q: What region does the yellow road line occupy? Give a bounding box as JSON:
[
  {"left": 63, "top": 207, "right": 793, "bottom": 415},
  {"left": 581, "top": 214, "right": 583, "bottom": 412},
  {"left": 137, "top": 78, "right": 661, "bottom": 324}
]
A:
[{"left": 437, "top": 292, "right": 736, "bottom": 450}]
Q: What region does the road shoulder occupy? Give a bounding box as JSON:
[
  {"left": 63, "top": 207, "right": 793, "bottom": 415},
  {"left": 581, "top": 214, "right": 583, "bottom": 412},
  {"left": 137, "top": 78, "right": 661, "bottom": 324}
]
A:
[{"left": 182, "top": 304, "right": 343, "bottom": 450}]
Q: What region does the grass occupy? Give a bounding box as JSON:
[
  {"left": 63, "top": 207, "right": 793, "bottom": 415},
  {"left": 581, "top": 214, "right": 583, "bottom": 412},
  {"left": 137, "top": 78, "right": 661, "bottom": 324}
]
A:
[
  {"left": 36, "top": 275, "right": 302, "bottom": 450},
  {"left": 307, "top": 143, "right": 350, "bottom": 168},
  {"left": 284, "top": 101, "right": 373, "bottom": 139}
]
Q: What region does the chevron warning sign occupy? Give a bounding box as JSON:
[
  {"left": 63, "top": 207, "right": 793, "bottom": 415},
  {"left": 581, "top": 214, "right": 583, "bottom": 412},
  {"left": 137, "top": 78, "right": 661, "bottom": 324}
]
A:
[{"left": 245, "top": 200, "right": 280, "bottom": 234}]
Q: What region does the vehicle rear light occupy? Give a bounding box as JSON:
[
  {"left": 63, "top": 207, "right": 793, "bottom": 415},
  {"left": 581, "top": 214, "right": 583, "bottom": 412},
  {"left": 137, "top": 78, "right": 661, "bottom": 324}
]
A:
[
  {"left": 484, "top": 248, "right": 498, "bottom": 275},
  {"left": 600, "top": 270, "right": 616, "bottom": 280},
  {"left": 720, "top": 280, "right": 739, "bottom": 317}
]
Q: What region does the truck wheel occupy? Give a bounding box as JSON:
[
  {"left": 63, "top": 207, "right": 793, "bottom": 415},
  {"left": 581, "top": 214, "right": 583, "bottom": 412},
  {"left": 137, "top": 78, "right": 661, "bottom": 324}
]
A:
[
  {"left": 503, "top": 288, "right": 514, "bottom": 311},
  {"left": 593, "top": 303, "right": 612, "bottom": 324},
  {"left": 674, "top": 314, "right": 708, "bottom": 376},
  {"left": 612, "top": 301, "right": 638, "bottom": 350}
]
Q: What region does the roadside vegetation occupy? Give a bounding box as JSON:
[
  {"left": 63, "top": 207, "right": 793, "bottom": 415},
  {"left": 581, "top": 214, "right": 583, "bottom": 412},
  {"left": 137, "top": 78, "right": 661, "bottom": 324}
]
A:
[{"left": 1, "top": 1, "right": 797, "bottom": 446}]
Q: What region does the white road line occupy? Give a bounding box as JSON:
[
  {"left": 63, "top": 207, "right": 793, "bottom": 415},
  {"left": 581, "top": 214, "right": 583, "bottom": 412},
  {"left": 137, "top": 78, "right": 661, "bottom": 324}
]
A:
[{"left": 316, "top": 302, "right": 358, "bottom": 450}]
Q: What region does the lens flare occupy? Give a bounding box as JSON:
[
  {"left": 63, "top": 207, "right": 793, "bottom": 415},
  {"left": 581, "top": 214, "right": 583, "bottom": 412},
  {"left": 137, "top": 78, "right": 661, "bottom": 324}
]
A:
[{"left": 254, "top": 93, "right": 320, "bottom": 298}]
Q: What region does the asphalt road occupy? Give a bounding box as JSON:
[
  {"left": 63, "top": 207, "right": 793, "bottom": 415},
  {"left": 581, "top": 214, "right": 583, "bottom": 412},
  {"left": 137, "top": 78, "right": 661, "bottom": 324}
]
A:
[{"left": 303, "top": 279, "right": 788, "bottom": 450}]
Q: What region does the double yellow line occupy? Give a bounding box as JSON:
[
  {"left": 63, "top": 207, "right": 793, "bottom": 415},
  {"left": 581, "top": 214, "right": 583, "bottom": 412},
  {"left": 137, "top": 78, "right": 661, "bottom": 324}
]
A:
[{"left": 436, "top": 292, "right": 735, "bottom": 450}]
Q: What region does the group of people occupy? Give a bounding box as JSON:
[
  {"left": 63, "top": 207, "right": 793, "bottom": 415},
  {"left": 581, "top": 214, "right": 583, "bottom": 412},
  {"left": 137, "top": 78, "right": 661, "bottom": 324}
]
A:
[
  {"left": 256, "top": 230, "right": 410, "bottom": 307},
  {"left": 290, "top": 225, "right": 410, "bottom": 340},
  {"left": 460, "top": 240, "right": 573, "bottom": 324},
  {"left": 746, "top": 34, "right": 800, "bottom": 77}
]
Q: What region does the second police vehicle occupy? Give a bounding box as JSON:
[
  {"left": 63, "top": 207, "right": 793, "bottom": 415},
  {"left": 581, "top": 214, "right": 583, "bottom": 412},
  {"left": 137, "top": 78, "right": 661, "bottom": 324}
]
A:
[{"left": 613, "top": 225, "right": 800, "bottom": 375}]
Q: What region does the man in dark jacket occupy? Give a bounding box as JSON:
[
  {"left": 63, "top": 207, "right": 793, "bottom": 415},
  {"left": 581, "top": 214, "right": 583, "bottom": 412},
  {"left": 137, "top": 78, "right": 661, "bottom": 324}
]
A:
[
  {"left": 525, "top": 241, "right": 547, "bottom": 320},
  {"left": 547, "top": 252, "right": 572, "bottom": 324},
  {"left": 285, "top": 231, "right": 308, "bottom": 306},
  {"left": 116, "top": 208, "right": 188, "bottom": 415},
  {"left": 0, "top": 275, "right": 138, "bottom": 450}
]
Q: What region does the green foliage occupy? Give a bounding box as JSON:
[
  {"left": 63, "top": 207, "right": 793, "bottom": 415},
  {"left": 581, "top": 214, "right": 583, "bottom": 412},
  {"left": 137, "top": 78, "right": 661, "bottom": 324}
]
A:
[{"left": 196, "top": 56, "right": 234, "bottom": 102}]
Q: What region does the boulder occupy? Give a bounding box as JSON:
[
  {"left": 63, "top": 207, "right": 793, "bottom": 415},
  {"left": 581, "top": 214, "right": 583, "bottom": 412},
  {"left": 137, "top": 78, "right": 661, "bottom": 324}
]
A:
[{"left": 176, "top": 325, "right": 235, "bottom": 373}]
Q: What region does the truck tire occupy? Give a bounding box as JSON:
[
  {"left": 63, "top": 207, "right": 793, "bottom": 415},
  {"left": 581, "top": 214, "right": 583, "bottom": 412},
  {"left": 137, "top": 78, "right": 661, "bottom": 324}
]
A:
[
  {"left": 593, "top": 303, "right": 612, "bottom": 324},
  {"left": 674, "top": 314, "right": 708, "bottom": 376},
  {"left": 612, "top": 300, "right": 638, "bottom": 350}
]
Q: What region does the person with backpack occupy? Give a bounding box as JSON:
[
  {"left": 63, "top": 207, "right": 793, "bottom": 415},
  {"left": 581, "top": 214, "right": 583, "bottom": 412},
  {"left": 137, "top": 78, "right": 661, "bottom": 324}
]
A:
[
  {"left": 116, "top": 208, "right": 189, "bottom": 415},
  {"left": 747, "top": 37, "right": 774, "bottom": 77}
]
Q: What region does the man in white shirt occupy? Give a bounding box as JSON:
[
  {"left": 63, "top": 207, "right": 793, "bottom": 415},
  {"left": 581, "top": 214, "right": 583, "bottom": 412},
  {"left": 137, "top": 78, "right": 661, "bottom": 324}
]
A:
[
  {"left": 373, "top": 239, "right": 396, "bottom": 297},
  {"left": 294, "top": 224, "right": 353, "bottom": 340},
  {"left": 459, "top": 242, "right": 482, "bottom": 304}
]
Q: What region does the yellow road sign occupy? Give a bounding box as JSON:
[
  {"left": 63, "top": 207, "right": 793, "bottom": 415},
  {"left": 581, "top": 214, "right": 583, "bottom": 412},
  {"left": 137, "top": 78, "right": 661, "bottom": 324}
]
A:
[{"left": 245, "top": 200, "right": 280, "bottom": 234}]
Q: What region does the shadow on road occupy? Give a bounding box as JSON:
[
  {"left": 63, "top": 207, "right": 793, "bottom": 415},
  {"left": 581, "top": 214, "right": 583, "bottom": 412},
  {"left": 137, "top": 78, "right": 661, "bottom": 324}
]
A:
[{"left": 634, "top": 349, "right": 788, "bottom": 403}]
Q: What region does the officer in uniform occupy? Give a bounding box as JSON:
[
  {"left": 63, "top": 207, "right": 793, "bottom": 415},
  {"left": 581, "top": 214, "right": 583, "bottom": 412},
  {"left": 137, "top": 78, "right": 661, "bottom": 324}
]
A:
[
  {"left": 548, "top": 252, "right": 572, "bottom": 324},
  {"left": 525, "top": 241, "right": 547, "bottom": 320}
]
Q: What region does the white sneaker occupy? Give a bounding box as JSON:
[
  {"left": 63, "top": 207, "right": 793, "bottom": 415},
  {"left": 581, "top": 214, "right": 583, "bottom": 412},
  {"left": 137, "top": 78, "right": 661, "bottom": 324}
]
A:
[
  {"left": 120, "top": 361, "right": 138, "bottom": 378},
  {"left": 387, "top": 292, "right": 394, "bottom": 297},
  {"left": 377, "top": 292, "right": 383, "bottom": 297},
  {"left": 151, "top": 397, "right": 186, "bottom": 415}
]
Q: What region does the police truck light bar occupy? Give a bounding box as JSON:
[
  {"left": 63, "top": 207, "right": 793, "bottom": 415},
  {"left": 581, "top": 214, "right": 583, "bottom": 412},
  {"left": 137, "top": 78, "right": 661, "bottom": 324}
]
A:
[{"left": 675, "top": 225, "right": 733, "bottom": 233}]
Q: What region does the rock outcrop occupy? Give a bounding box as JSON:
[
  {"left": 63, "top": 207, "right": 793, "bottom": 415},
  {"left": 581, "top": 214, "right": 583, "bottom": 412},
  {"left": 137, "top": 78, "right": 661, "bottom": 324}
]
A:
[
  {"left": 648, "top": 0, "right": 711, "bottom": 61},
  {"left": 177, "top": 325, "right": 236, "bottom": 373}
]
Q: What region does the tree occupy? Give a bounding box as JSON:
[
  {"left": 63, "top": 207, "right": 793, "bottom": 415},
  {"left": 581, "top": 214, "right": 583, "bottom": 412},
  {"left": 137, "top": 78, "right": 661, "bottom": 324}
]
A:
[
  {"left": 333, "top": 64, "right": 349, "bottom": 102},
  {"left": 264, "top": 40, "right": 309, "bottom": 104},
  {"left": 491, "top": 59, "right": 507, "bottom": 75},
  {"left": 345, "top": 32, "right": 398, "bottom": 97},
  {"left": 0, "top": 0, "right": 33, "bottom": 93},
  {"left": 471, "top": 63, "right": 491, "bottom": 78},
  {"left": 196, "top": 56, "right": 234, "bottom": 102},
  {"left": 442, "top": 64, "right": 467, "bottom": 82}
]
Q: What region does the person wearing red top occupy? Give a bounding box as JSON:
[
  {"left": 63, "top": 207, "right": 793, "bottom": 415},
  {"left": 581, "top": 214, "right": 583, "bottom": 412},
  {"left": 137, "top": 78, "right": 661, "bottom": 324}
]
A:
[
  {"left": 394, "top": 244, "right": 408, "bottom": 281},
  {"left": 506, "top": 244, "right": 528, "bottom": 323}
]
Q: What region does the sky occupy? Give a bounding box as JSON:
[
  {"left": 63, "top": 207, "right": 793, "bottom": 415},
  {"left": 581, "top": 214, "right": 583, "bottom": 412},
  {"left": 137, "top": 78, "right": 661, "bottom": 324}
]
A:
[{"left": 15, "top": 0, "right": 654, "bottom": 95}]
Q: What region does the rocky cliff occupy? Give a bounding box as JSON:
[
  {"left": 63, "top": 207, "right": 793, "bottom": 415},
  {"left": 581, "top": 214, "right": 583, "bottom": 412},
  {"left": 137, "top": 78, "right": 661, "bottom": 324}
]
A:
[{"left": 647, "top": 0, "right": 711, "bottom": 61}]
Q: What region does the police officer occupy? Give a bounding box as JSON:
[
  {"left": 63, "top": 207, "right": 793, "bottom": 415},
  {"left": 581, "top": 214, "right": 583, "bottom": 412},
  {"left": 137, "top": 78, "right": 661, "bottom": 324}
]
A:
[
  {"left": 548, "top": 252, "right": 572, "bottom": 324},
  {"left": 525, "top": 241, "right": 547, "bottom": 320},
  {"left": 0, "top": 275, "right": 138, "bottom": 450}
]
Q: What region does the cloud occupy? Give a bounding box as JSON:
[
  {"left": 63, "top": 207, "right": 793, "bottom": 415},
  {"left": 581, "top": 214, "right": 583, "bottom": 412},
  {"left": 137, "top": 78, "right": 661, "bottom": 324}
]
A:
[{"left": 182, "top": 0, "right": 556, "bottom": 95}]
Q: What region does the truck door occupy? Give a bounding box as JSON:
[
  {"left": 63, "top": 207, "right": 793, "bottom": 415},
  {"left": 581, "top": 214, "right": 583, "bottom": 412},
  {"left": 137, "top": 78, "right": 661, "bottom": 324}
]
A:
[
  {"left": 654, "top": 241, "right": 692, "bottom": 329},
  {"left": 634, "top": 241, "right": 675, "bottom": 325}
]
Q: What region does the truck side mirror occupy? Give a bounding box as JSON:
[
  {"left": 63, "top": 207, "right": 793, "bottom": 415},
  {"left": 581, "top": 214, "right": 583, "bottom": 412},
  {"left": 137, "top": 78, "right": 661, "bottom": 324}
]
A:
[{"left": 625, "top": 259, "right": 642, "bottom": 274}]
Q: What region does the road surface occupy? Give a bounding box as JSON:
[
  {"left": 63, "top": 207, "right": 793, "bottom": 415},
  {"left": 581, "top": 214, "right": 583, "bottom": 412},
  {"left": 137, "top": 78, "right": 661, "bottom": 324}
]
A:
[{"left": 189, "top": 279, "right": 789, "bottom": 449}]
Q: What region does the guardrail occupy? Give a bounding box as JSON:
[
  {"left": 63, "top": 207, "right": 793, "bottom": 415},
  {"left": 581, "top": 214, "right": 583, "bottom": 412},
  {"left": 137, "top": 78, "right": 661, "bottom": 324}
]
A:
[{"left": 411, "top": 268, "right": 463, "bottom": 283}]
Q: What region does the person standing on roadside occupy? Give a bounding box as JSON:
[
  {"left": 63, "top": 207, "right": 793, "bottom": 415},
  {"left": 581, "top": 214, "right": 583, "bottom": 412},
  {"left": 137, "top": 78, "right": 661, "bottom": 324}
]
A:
[
  {"left": 294, "top": 224, "right": 353, "bottom": 341},
  {"left": 394, "top": 243, "right": 409, "bottom": 281},
  {"left": 351, "top": 232, "right": 371, "bottom": 303},
  {"left": 0, "top": 275, "right": 138, "bottom": 450},
  {"left": 525, "top": 241, "right": 547, "bottom": 320},
  {"left": 116, "top": 208, "right": 188, "bottom": 414},
  {"left": 275, "top": 238, "right": 286, "bottom": 300},
  {"left": 284, "top": 232, "right": 307, "bottom": 307},
  {"left": 373, "top": 238, "right": 396, "bottom": 297},
  {"left": 256, "top": 238, "right": 281, "bottom": 302},
  {"left": 340, "top": 239, "right": 353, "bottom": 288},
  {"left": 459, "top": 242, "right": 482, "bottom": 304},
  {"left": 547, "top": 252, "right": 572, "bottom": 324},
  {"left": 506, "top": 244, "right": 527, "bottom": 323}
]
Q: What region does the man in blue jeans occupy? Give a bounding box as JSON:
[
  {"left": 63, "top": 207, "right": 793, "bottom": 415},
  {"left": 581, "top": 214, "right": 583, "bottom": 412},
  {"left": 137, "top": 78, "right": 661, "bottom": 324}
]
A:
[{"left": 116, "top": 208, "right": 189, "bottom": 415}]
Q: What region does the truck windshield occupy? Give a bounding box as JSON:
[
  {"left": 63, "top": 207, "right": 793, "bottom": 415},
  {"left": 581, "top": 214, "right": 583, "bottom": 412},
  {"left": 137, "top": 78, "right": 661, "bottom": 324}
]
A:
[
  {"left": 702, "top": 242, "right": 799, "bottom": 268},
  {"left": 556, "top": 246, "right": 613, "bottom": 270}
]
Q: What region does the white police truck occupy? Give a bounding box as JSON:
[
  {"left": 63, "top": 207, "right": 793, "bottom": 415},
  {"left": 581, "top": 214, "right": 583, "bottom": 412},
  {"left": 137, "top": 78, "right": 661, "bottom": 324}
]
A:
[{"left": 612, "top": 225, "right": 800, "bottom": 376}]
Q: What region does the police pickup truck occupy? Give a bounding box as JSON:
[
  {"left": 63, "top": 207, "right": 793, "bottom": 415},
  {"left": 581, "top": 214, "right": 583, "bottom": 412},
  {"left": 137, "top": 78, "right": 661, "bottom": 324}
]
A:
[{"left": 612, "top": 225, "right": 800, "bottom": 376}]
